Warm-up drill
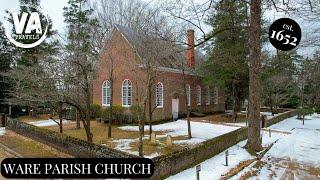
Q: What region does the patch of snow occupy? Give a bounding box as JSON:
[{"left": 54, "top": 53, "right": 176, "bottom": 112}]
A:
[
  {"left": 0, "top": 127, "right": 5, "bottom": 136},
  {"left": 28, "top": 119, "right": 73, "bottom": 127},
  {"left": 113, "top": 138, "right": 161, "bottom": 158},
  {"left": 168, "top": 140, "right": 254, "bottom": 180},
  {"left": 147, "top": 152, "right": 161, "bottom": 158},
  {"left": 113, "top": 139, "right": 136, "bottom": 151},
  {"left": 119, "top": 120, "right": 240, "bottom": 145},
  {"left": 224, "top": 122, "right": 247, "bottom": 127},
  {"left": 170, "top": 114, "right": 320, "bottom": 179}
]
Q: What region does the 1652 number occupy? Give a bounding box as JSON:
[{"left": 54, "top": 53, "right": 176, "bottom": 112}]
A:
[{"left": 270, "top": 30, "right": 297, "bottom": 46}]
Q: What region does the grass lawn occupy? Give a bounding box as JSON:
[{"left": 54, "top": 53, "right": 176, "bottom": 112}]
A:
[
  {"left": 45, "top": 121, "right": 185, "bottom": 157},
  {"left": 0, "top": 130, "right": 71, "bottom": 158}
]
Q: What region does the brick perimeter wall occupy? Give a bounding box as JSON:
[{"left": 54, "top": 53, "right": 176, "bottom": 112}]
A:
[
  {"left": 6, "top": 118, "right": 137, "bottom": 158},
  {"left": 266, "top": 110, "right": 297, "bottom": 127}
]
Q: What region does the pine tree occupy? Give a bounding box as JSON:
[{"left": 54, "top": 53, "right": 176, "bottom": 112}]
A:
[
  {"left": 203, "top": 0, "right": 249, "bottom": 122},
  {"left": 0, "top": 22, "right": 13, "bottom": 114},
  {"left": 63, "top": 0, "right": 100, "bottom": 142},
  {"left": 7, "top": 0, "right": 58, "bottom": 66}
]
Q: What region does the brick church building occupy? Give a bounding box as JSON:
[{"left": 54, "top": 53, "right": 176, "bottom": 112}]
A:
[{"left": 92, "top": 25, "right": 225, "bottom": 121}]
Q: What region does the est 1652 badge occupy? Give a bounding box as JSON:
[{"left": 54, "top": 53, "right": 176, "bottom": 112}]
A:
[{"left": 269, "top": 18, "right": 301, "bottom": 51}]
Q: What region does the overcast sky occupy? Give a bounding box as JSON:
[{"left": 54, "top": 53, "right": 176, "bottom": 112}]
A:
[{"left": 1, "top": 0, "right": 318, "bottom": 57}]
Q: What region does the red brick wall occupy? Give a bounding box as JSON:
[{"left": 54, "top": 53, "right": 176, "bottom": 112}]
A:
[{"left": 92, "top": 29, "right": 225, "bottom": 121}]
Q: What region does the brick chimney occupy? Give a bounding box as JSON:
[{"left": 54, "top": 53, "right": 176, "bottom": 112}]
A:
[{"left": 186, "top": 29, "right": 195, "bottom": 69}]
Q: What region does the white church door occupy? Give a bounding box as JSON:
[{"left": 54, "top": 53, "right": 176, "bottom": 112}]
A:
[{"left": 172, "top": 99, "right": 179, "bottom": 120}]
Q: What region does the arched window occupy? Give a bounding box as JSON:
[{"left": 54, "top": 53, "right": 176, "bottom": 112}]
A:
[
  {"left": 186, "top": 84, "right": 191, "bottom": 106},
  {"left": 122, "top": 79, "right": 132, "bottom": 107},
  {"left": 206, "top": 86, "right": 210, "bottom": 105},
  {"left": 156, "top": 82, "right": 164, "bottom": 108},
  {"left": 102, "top": 80, "right": 111, "bottom": 106},
  {"left": 214, "top": 87, "right": 219, "bottom": 104},
  {"left": 197, "top": 85, "right": 201, "bottom": 105}
]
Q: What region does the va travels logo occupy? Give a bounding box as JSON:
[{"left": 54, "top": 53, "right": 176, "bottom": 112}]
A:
[{"left": 3, "top": 4, "right": 49, "bottom": 48}]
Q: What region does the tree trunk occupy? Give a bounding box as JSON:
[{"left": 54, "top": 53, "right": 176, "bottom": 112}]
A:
[
  {"left": 183, "top": 75, "right": 192, "bottom": 139},
  {"left": 108, "top": 79, "right": 113, "bottom": 138},
  {"left": 232, "top": 80, "right": 237, "bottom": 122},
  {"left": 76, "top": 109, "right": 80, "bottom": 129},
  {"left": 148, "top": 84, "right": 153, "bottom": 141},
  {"left": 187, "top": 107, "right": 192, "bottom": 139},
  {"left": 138, "top": 115, "right": 143, "bottom": 157},
  {"left": 58, "top": 103, "right": 63, "bottom": 133},
  {"left": 245, "top": 0, "right": 263, "bottom": 152},
  {"left": 85, "top": 86, "right": 93, "bottom": 142}
]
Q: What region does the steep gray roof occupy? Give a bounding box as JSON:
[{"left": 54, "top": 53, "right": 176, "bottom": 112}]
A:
[{"left": 114, "top": 24, "right": 205, "bottom": 71}]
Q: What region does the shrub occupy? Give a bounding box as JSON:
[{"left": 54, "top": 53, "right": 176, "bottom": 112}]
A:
[
  {"left": 101, "top": 105, "right": 125, "bottom": 122},
  {"left": 90, "top": 104, "right": 101, "bottom": 119},
  {"left": 113, "top": 105, "right": 125, "bottom": 119},
  {"left": 296, "top": 107, "right": 314, "bottom": 119},
  {"left": 130, "top": 104, "right": 143, "bottom": 116},
  {"left": 130, "top": 104, "right": 144, "bottom": 122},
  {"left": 315, "top": 106, "right": 320, "bottom": 114},
  {"left": 101, "top": 107, "right": 110, "bottom": 119}
]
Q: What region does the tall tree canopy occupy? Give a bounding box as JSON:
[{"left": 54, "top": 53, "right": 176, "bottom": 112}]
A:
[{"left": 202, "top": 0, "right": 249, "bottom": 121}]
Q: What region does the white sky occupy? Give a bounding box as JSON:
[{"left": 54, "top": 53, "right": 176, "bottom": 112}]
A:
[{"left": 1, "top": 0, "right": 318, "bottom": 57}]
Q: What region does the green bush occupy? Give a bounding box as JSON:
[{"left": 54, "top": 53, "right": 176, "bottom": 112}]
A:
[
  {"left": 296, "top": 107, "right": 314, "bottom": 118},
  {"left": 101, "top": 107, "right": 110, "bottom": 119},
  {"left": 101, "top": 105, "right": 125, "bottom": 121},
  {"left": 130, "top": 104, "right": 143, "bottom": 116},
  {"left": 315, "top": 106, "right": 320, "bottom": 113},
  {"left": 90, "top": 104, "right": 101, "bottom": 119},
  {"left": 130, "top": 104, "right": 144, "bottom": 122},
  {"left": 113, "top": 105, "right": 125, "bottom": 117}
]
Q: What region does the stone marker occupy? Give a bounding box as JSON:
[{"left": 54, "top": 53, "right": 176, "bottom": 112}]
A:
[
  {"left": 166, "top": 135, "right": 173, "bottom": 147},
  {"left": 151, "top": 132, "right": 156, "bottom": 144}
]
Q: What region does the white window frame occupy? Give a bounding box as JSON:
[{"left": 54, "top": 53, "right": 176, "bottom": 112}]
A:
[
  {"left": 122, "top": 79, "right": 132, "bottom": 107},
  {"left": 186, "top": 84, "right": 191, "bottom": 106},
  {"left": 156, "top": 82, "right": 164, "bottom": 108},
  {"left": 214, "top": 87, "right": 219, "bottom": 105},
  {"left": 206, "top": 86, "right": 210, "bottom": 105},
  {"left": 102, "top": 80, "right": 111, "bottom": 106},
  {"left": 197, "top": 85, "right": 201, "bottom": 105}
]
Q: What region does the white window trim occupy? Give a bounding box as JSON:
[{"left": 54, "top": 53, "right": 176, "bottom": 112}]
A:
[
  {"left": 197, "top": 85, "right": 201, "bottom": 106},
  {"left": 186, "top": 84, "right": 191, "bottom": 106},
  {"left": 122, "top": 79, "right": 132, "bottom": 107},
  {"left": 156, "top": 82, "right": 164, "bottom": 108},
  {"left": 102, "top": 80, "right": 111, "bottom": 107},
  {"left": 206, "top": 86, "right": 210, "bottom": 105}
]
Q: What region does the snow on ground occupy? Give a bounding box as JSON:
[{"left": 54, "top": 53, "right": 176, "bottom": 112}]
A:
[
  {"left": 112, "top": 138, "right": 161, "bottom": 158},
  {"left": 167, "top": 140, "right": 254, "bottom": 180},
  {"left": 169, "top": 114, "right": 320, "bottom": 179},
  {"left": 168, "top": 128, "right": 287, "bottom": 180},
  {"left": 265, "top": 115, "right": 320, "bottom": 165},
  {"left": 0, "top": 127, "right": 5, "bottom": 136},
  {"left": 28, "top": 119, "right": 74, "bottom": 127},
  {"left": 232, "top": 114, "right": 320, "bottom": 179},
  {"left": 119, "top": 120, "right": 240, "bottom": 145}
]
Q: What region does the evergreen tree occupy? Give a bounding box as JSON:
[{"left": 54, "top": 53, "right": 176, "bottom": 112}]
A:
[
  {"left": 261, "top": 50, "right": 301, "bottom": 114},
  {"left": 0, "top": 22, "right": 13, "bottom": 114},
  {"left": 63, "top": 0, "right": 100, "bottom": 142},
  {"left": 7, "top": 0, "right": 58, "bottom": 66},
  {"left": 203, "top": 0, "right": 249, "bottom": 121}
]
